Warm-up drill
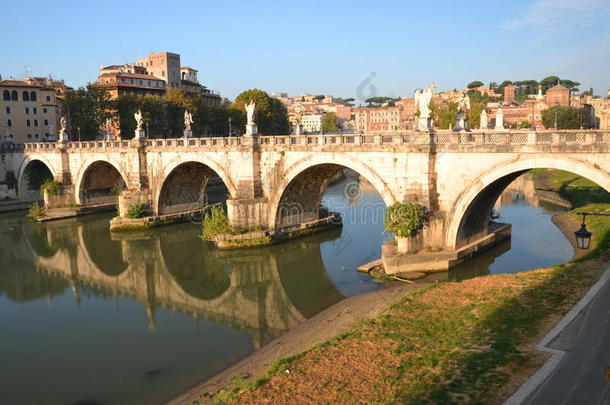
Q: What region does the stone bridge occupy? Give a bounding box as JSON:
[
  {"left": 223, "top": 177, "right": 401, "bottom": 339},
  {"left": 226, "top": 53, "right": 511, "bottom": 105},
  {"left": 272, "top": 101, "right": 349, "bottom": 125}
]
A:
[{"left": 4, "top": 129, "right": 610, "bottom": 252}]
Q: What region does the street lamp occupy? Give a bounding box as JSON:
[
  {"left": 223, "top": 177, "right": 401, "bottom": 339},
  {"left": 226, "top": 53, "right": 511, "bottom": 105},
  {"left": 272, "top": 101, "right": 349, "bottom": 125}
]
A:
[{"left": 574, "top": 212, "right": 610, "bottom": 249}]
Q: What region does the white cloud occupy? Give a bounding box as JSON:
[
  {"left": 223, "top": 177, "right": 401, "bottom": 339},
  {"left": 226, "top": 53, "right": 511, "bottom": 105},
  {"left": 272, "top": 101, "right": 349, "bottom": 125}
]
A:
[{"left": 502, "top": 0, "right": 610, "bottom": 34}]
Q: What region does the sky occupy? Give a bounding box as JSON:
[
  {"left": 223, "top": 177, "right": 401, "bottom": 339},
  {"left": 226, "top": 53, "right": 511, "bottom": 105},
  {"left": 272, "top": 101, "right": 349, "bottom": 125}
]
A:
[{"left": 3, "top": 0, "right": 610, "bottom": 103}]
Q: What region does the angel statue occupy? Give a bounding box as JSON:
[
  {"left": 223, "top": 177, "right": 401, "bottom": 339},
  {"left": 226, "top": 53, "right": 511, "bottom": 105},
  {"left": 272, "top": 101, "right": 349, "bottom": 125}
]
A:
[
  {"left": 414, "top": 82, "right": 435, "bottom": 119},
  {"left": 59, "top": 116, "right": 67, "bottom": 135},
  {"left": 184, "top": 110, "right": 193, "bottom": 131},
  {"left": 134, "top": 110, "right": 144, "bottom": 130},
  {"left": 245, "top": 101, "right": 256, "bottom": 126},
  {"left": 456, "top": 93, "right": 471, "bottom": 113}
]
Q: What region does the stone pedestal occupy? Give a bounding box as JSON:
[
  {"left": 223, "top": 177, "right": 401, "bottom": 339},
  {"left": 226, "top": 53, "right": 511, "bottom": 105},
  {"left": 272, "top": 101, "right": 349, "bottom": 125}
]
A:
[
  {"left": 294, "top": 124, "right": 303, "bottom": 136},
  {"left": 245, "top": 124, "right": 258, "bottom": 136},
  {"left": 58, "top": 130, "right": 69, "bottom": 142},
  {"left": 480, "top": 111, "right": 488, "bottom": 129},
  {"left": 135, "top": 128, "right": 146, "bottom": 140},
  {"left": 183, "top": 130, "right": 193, "bottom": 138},
  {"left": 495, "top": 110, "right": 504, "bottom": 130},
  {"left": 453, "top": 113, "right": 466, "bottom": 131},
  {"left": 417, "top": 117, "right": 431, "bottom": 131}
]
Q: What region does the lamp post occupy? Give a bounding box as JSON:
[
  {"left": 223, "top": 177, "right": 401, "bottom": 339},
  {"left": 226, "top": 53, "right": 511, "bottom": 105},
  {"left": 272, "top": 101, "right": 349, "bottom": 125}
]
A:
[{"left": 574, "top": 212, "right": 610, "bottom": 249}]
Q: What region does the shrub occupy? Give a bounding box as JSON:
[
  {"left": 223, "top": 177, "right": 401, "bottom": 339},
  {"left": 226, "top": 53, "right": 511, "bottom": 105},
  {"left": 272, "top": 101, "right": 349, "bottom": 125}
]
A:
[
  {"left": 384, "top": 202, "right": 430, "bottom": 238},
  {"left": 126, "top": 203, "right": 146, "bottom": 219},
  {"left": 27, "top": 202, "right": 45, "bottom": 219},
  {"left": 40, "top": 179, "right": 61, "bottom": 196},
  {"left": 202, "top": 206, "right": 230, "bottom": 239}
]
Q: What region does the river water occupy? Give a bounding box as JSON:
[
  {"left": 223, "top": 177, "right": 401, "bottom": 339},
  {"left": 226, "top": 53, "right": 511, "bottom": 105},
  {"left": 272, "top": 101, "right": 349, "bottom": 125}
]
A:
[{"left": 0, "top": 174, "right": 573, "bottom": 405}]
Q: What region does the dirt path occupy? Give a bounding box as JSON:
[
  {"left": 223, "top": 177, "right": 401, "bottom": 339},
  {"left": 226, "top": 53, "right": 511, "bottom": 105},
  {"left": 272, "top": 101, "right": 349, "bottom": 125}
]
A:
[{"left": 166, "top": 281, "right": 430, "bottom": 405}]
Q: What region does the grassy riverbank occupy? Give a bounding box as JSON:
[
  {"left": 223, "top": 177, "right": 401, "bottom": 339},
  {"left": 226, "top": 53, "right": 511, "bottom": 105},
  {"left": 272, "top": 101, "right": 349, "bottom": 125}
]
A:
[
  {"left": 211, "top": 204, "right": 609, "bottom": 404},
  {"left": 531, "top": 168, "right": 610, "bottom": 207}
]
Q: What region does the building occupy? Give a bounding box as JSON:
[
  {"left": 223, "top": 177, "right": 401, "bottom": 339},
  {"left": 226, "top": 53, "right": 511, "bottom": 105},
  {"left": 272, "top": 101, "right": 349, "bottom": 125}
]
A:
[
  {"left": 1, "top": 79, "right": 60, "bottom": 143},
  {"left": 96, "top": 71, "right": 167, "bottom": 98},
  {"left": 136, "top": 52, "right": 181, "bottom": 89},
  {"left": 354, "top": 98, "right": 417, "bottom": 132},
  {"left": 301, "top": 114, "right": 323, "bottom": 133},
  {"left": 95, "top": 52, "right": 221, "bottom": 105},
  {"left": 589, "top": 89, "right": 610, "bottom": 129},
  {"left": 545, "top": 84, "right": 571, "bottom": 107}
]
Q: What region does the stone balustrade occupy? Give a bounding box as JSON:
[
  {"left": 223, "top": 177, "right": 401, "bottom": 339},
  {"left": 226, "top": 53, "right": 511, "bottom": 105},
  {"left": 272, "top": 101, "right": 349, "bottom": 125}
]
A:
[{"left": 17, "top": 129, "right": 610, "bottom": 152}]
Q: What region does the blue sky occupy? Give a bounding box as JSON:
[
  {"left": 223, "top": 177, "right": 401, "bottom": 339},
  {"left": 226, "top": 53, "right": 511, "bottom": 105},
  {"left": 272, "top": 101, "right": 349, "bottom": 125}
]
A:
[{"left": 3, "top": 0, "right": 610, "bottom": 102}]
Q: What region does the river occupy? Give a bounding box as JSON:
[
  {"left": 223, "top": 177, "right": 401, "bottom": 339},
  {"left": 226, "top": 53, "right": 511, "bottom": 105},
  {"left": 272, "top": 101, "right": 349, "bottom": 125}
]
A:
[{"left": 0, "top": 173, "right": 573, "bottom": 405}]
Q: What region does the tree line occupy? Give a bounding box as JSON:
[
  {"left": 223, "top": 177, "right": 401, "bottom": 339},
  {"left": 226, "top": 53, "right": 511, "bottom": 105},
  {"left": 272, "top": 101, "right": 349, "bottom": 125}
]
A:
[{"left": 63, "top": 87, "right": 290, "bottom": 140}]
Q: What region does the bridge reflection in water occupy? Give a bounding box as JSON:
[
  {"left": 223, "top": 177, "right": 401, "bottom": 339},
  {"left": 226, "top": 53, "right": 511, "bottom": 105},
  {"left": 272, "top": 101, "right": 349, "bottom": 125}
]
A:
[
  {"left": 12, "top": 215, "right": 349, "bottom": 346},
  {"left": 0, "top": 212, "right": 354, "bottom": 405}
]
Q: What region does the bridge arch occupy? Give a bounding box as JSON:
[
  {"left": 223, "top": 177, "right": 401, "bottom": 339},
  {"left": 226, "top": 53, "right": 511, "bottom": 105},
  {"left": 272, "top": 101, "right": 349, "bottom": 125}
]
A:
[
  {"left": 155, "top": 157, "right": 236, "bottom": 215},
  {"left": 268, "top": 153, "right": 397, "bottom": 229},
  {"left": 446, "top": 156, "right": 610, "bottom": 249},
  {"left": 74, "top": 159, "right": 129, "bottom": 206},
  {"left": 17, "top": 155, "right": 57, "bottom": 197}
]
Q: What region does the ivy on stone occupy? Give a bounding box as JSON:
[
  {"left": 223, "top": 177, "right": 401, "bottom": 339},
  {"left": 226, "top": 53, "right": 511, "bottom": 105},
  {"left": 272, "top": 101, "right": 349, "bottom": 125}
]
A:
[{"left": 384, "top": 202, "right": 430, "bottom": 238}]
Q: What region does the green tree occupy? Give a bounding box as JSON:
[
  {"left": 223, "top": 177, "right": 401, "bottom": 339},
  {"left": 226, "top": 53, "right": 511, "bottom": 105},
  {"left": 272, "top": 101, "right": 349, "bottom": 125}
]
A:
[
  {"left": 114, "top": 94, "right": 139, "bottom": 139},
  {"left": 164, "top": 89, "right": 194, "bottom": 138},
  {"left": 540, "top": 76, "right": 561, "bottom": 92},
  {"left": 467, "top": 81, "right": 484, "bottom": 89},
  {"left": 314, "top": 95, "right": 325, "bottom": 101},
  {"left": 140, "top": 96, "right": 166, "bottom": 138},
  {"left": 232, "top": 89, "right": 290, "bottom": 135},
  {"left": 541, "top": 106, "right": 585, "bottom": 129},
  {"left": 365, "top": 96, "right": 393, "bottom": 107},
  {"left": 63, "top": 85, "right": 113, "bottom": 141},
  {"left": 321, "top": 113, "right": 338, "bottom": 133},
  {"left": 431, "top": 101, "right": 458, "bottom": 130}
]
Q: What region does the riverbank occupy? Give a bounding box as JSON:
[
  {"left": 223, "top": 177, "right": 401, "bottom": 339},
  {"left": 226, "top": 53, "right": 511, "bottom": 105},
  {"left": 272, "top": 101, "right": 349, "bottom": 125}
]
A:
[
  {"left": 185, "top": 206, "right": 608, "bottom": 405},
  {"left": 168, "top": 281, "right": 428, "bottom": 405}
]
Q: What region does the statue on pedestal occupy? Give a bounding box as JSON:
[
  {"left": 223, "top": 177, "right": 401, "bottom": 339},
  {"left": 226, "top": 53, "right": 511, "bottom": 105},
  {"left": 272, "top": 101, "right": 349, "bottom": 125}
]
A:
[
  {"left": 454, "top": 93, "right": 471, "bottom": 131},
  {"left": 184, "top": 110, "right": 193, "bottom": 131},
  {"left": 245, "top": 102, "right": 256, "bottom": 126},
  {"left": 414, "top": 82, "right": 435, "bottom": 131},
  {"left": 245, "top": 101, "right": 257, "bottom": 135},
  {"left": 104, "top": 118, "right": 115, "bottom": 140},
  {"left": 294, "top": 106, "right": 304, "bottom": 135},
  {"left": 134, "top": 110, "right": 144, "bottom": 131},
  {"left": 59, "top": 116, "right": 69, "bottom": 141}
]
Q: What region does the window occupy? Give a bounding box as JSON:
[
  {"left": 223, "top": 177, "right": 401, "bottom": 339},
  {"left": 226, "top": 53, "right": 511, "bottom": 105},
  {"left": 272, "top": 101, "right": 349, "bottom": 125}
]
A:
[
  {"left": 43, "top": 108, "right": 47, "bottom": 113},
  {"left": 34, "top": 119, "right": 38, "bottom": 126},
  {"left": 34, "top": 134, "right": 39, "bottom": 138},
  {"left": 5, "top": 107, "right": 10, "bottom": 114},
  {"left": 46, "top": 96, "right": 51, "bottom": 102},
  {"left": 7, "top": 119, "right": 11, "bottom": 127},
  {"left": 26, "top": 119, "right": 31, "bottom": 127},
  {"left": 44, "top": 119, "right": 48, "bottom": 126},
  {"left": 25, "top": 107, "right": 29, "bottom": 114},
  {"left": 33, "top": 107, "right": 37, "bottom": 114},
  {"left": 22, "top": 91, "right": 30, "bottom": 101},
  {"left": 27, "top": 134, "right": 32, "bottom": 139},
  {"left": 30, "top": 91, "right": 37, "bottom": 101},
  {"left": 3, "top": 90, "right": 9, "bottom": 100},
  {"left": 11, "top": 90, "right": 17, "bottom": 101}
]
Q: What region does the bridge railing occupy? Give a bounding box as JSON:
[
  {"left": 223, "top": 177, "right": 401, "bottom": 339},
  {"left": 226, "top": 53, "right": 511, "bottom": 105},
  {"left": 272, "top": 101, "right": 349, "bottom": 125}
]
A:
[
  {"left": 145, "top": 137, "right": 242, "bottom": 148},
  {"left": 259, "top": 130, "right": 610, "bottom": 146},
  {"left": 17, "top": 130, "right": 610, "bottom": 151}
]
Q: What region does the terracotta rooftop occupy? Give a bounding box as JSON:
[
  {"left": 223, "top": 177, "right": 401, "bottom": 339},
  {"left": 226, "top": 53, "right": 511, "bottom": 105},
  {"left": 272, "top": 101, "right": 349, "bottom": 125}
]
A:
[
  {"left": 547, "top": 84, "right": 569, "bottom": 92},
  {"left": 0, "top": 80, "right": 39, "bottom": 88},
  {"left": 99, "top": 72, "right": 164, "bottom": 81}
]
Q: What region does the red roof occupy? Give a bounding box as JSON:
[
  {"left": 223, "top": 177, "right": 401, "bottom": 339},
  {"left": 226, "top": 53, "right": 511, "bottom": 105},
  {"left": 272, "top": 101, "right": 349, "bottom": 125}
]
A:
[
  {"left": 0, "top": 80, "right": 39, "bottom": 88},
  {"left": 98, "top": 72, "right": 164, "bottom": 81}
]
